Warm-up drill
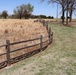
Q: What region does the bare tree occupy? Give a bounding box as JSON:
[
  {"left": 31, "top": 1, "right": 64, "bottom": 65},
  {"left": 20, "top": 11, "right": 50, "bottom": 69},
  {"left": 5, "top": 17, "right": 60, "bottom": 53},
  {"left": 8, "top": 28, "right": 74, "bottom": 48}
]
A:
[
  {"left": 69, "top": 0, "right": 76, "bottom": 22},
  {"left": 40, "top": 0, "right": 76, "bottom": 26},
  {"left": 2, "top": 10, "right": 8, "bottom": 19},
  {"left": 40, "top": 0, "right": 66, "bottom": 24}
]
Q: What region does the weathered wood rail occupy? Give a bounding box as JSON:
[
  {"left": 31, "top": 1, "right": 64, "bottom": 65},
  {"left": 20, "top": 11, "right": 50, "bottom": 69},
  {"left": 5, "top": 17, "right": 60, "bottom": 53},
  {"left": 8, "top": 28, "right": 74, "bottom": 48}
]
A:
[{"left": 0, "top": 21, "right": 53, "bottom": 69}]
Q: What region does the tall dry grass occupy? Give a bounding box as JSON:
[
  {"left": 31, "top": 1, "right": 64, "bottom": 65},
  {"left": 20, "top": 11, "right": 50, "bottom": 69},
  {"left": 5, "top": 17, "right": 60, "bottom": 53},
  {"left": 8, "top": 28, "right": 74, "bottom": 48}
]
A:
[{"left": 0, "top": 19, "right": 48, "bottom": 60}]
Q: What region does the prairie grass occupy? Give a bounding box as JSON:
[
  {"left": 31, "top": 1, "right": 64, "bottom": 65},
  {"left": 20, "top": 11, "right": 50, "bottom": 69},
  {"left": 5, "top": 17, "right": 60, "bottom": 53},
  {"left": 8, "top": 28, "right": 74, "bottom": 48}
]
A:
[
  {"left": 0, "top": 19, "right": 47, "bottom": 42},
  {"left": 0, "top": 19, "right": 48, "bottom": 61}
]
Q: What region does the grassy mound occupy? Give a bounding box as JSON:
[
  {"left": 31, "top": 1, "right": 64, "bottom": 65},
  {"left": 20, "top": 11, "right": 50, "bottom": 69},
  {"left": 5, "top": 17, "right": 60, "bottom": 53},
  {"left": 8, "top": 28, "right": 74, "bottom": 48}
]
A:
[{"left": 0, "top": 19, "right": 48, "bottom": 60}]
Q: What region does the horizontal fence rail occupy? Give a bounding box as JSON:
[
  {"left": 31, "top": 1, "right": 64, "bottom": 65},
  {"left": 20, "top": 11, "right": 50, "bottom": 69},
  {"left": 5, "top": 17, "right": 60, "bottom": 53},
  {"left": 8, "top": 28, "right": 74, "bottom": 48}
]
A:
[
  {"left": 10, "top": 43, "right": 40, "bottom": 53},
  {"left": 10, "top": 37, "right": 40, "bottom": 45},
  {"left": 0, "top": 21, "right": 53, "bottom": 69}
]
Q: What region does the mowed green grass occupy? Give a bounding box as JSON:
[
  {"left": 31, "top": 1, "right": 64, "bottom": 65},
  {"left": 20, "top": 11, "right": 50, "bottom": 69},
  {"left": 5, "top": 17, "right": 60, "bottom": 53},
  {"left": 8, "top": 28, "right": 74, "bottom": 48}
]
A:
[{"left": 0, "top": 23, "right": 76, "bottom": 75}]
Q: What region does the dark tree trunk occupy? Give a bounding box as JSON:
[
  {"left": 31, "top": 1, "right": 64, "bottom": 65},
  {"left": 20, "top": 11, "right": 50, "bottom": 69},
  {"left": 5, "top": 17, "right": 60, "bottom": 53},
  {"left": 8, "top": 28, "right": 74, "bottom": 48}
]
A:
[
  {"left": 66, "top": 11, "right": 68, "bottom": 25},
  {"left": 66, "top": 0, "right": 69, "bottom": 26},
  {"left": 69, "top": 10, "right": 72, "bottom": 22},
  {"left": 62, "top": 6, "right": 65, "bottom": 24},
  {"left": 69, "top": 5, "right": 73, "bottom": 22},
  {"left": 19, "top": 14, "right": 22, "bottom": 19},
  {"left": 5, "top": 16, "right": 6, "bottom": 19}
]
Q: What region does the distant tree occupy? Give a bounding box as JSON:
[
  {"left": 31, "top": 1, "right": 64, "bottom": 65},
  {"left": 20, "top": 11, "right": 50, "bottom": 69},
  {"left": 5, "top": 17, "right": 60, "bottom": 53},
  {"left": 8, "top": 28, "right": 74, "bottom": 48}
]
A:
[
  {"left": 26, "top": 3, "right": 34, "bottom": 14},
  {"left": 23, "top": 3, "right": 34, "bottom": 19},
  {"left": 51, "top": 16, "right": 54, "bottom": 19},
  {"left": 48, "top": 16, "right": 54, "bottom": 19},
  {"left": 39, "top": 15, "right": 47, "bottom": 18},
  {"left": 48, "top": 16, "right": 51, "bottom": 19},
  {"left": 14, "top": 5, "right": 24, "bottom": 19},
  {"left": 13, "top": 3, "right": 34, "bottom": 19},
  {"left": 2, "top": 10, "right": 8, "bottom": 19}
]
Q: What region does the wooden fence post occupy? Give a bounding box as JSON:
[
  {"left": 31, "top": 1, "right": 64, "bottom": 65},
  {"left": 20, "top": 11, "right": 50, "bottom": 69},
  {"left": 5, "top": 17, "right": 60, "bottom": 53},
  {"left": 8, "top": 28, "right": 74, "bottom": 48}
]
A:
[
  {"left": 6, "top": 40, "right": 11, "bottom": 66},
  {"left": 43, "top": 20, "right": 45, "bottom": 26},
  {"left": 48, "top": 27, "right": 51, "bottom": 44},
  {"left": 46, "top": 23, "right": 48, "bottom": 32},
  {"left": 40, "top": 35, "right": 42, "bottom": 52},
  {"left": 51, "top": 32, "right": 53, "bottom": 43}
]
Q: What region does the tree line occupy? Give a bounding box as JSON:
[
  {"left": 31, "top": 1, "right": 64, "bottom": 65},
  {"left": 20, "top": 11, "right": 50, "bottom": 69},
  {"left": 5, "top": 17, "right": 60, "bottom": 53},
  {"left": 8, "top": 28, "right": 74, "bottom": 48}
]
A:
[
  {"left": 0, "top": 3, "right": 54, "bottom": 19},
  {"left": 0, "top": 3, "right": 34, "bottom": 19},
  {"left": 33, "top": 15, "right": 54, "bottom": 19}
]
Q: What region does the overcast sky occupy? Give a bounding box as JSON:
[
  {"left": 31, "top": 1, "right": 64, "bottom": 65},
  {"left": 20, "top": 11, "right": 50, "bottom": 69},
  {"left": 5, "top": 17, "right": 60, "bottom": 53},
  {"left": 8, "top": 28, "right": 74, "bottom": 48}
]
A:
[{"left": 0, "top": 0, "right": 75, "bottom": 18}]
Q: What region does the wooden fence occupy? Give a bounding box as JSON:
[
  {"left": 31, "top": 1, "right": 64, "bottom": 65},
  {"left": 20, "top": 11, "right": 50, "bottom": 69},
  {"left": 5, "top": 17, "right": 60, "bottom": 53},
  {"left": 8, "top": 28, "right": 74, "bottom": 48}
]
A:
[{"left": 0, "top": 21, "right": 53, "bottom": 69}]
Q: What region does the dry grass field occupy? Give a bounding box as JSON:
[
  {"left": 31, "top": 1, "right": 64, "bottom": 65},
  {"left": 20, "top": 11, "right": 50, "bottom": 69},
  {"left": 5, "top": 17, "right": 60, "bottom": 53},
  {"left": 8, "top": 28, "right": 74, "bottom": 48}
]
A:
[
  {"left": 0, "top": 19, "right": 48, "bottom": 42},
  {"left": 0, "top": 19, "right": 48, "bottom": 61}
]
